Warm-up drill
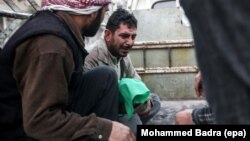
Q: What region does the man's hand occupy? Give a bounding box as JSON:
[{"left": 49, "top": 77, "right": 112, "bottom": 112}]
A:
[
  {"left": 175, "top": 109, "right": 194, "bottom": 125},
  {"left": 109, "top": 121, "right": 136, "bottom": 141},
  {"left": 194, "top": 72, "right": 205, "bottom": 97},
  {"left": 134, "top": 99, "right": 151, "bottom": 118}
]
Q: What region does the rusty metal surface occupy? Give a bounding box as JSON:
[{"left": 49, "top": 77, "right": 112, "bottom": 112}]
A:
[
  {"left": 0, "top": 0, "right": 38, "bottom": 18},
  {"left": 0, "top": 0, "right": 36, "bottom": 47},
  {"left": 136, "top": 66, "right": 199, "bottom": 74},
  {"left": 2, "top": 0, "right": 38, "bottom": 13},
  {"left": 0, "top": 10, "right": 31, "bottom": 19},
  {"left": 129, "top": 39, "right": 198, "bottom": 100},
  {"left": 133, "top": 39, "right": 194, "bottom": 49},
  {"left": 3, "top": 0, "right": 21, "bottom": 12},
  {"left": 27, "top": 0, "right": 40, "bottom": 11}
]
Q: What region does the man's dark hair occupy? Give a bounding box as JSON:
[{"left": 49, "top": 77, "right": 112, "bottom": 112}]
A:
[{"left": 106, "top": 8, "right": 137, "bottom": 32}]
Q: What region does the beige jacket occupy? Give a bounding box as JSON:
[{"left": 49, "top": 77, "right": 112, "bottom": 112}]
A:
[{"left": 83, "top": 39, "right": 141, "bottom": 80}]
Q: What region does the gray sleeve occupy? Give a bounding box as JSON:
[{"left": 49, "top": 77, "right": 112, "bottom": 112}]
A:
[{"left": 192, "top": 105, "right": 215, "bottom": 124}]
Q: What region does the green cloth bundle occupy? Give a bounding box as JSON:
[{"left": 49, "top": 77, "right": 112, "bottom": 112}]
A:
[{"left": 119, "top": 78, "right": 150, "bottom": 119}]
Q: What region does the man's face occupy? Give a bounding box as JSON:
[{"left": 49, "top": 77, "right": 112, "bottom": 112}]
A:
[
  {"left": 106, "top": 24, "right": 137, "bottom": 57},
  {"left": 84, "top": 5, "right": 109, "bottom": 37}
]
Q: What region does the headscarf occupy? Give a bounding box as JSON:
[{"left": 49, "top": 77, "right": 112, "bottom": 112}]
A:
[{"left": 41, "top": 0, "right": 111, "bottom": 15}]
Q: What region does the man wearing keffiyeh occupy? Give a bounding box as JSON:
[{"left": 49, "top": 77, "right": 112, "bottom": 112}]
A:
[{"left": 0, "top": 0, "right": 135, "bottom": 141}]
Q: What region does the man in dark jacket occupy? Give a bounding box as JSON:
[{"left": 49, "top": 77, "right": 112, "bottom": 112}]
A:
[{"left": 0, "top": 0, "right": 135, "bottom": 140}]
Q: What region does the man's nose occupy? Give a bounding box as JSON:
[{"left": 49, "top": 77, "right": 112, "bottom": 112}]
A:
[{"left": 125, "top": 37, "right": 134, "bottom": 46}]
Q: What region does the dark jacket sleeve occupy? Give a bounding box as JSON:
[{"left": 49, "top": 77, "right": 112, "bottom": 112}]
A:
[{"left": 13, "top": 35, "right": 112, "bottom": 141}]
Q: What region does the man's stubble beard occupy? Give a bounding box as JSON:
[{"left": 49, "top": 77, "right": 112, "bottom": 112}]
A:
[{"left": 82, "top": 9, "right": 103, "bottom": 37}]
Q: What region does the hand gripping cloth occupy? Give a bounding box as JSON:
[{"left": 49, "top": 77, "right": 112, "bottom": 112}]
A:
[{"left": 119, "top": 78, "right": 150, "bottom": 119}]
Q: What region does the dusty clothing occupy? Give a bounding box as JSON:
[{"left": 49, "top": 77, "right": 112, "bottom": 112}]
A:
[
  {"left": 83, "top": 39, "right": 140, "bottom": 80},
  {"left": 0, "top": 11, "right": 113, "bottom": 141}
]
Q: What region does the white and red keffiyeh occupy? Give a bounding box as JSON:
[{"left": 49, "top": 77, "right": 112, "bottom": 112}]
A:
[{"left": 41, "top": 0, "right": 111, "bottom": 15}]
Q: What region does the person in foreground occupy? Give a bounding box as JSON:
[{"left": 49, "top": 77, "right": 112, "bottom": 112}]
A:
[
  {"left": 83, "top": 8, "right": 161, "bottom": 133},
  {"left": 180, "top": 0, "right": 250, "bottom": 124},
  {"left": 0, "top": 0, "right": 135, "bottom": 141},
  {"left": 175, "top": 72, "right": 215, "bottom": 125}
]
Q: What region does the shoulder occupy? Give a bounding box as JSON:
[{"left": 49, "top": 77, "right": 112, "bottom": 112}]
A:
[
  {"left": 16, "top": 34, "right": 73, "bottom": 62},
  {"left": 85, "top": 39, "right": 107, "bottom": 61},
  {"left": 32, "top": 34, "right": 71, "bottom": 56},
  {"left": 83, "top": 43, "right": 100, "bottom": 72},
  {"left": 85, "top": 45, "right": 99, "bottom": 61}
]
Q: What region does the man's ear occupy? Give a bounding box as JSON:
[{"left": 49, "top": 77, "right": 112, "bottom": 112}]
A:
[{"left": 104, "top": 29, "right": 112, "bottom": 42}]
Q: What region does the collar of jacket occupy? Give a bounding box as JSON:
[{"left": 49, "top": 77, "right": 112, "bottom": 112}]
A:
[
  {"left": 55, "top": 11, "right": 85, "bottom": 50},
  {"left": 96, "top": 39, "right": 122, "bottom": 65}
]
